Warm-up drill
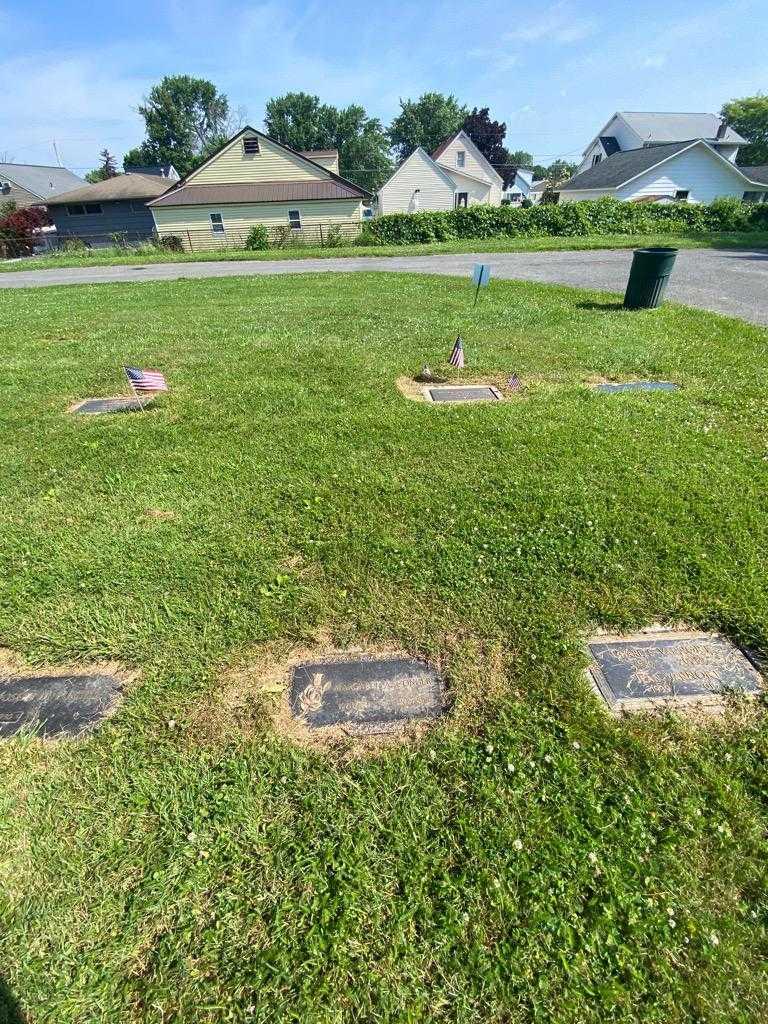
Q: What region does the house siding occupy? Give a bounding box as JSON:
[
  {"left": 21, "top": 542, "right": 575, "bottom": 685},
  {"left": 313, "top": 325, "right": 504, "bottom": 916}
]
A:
[
  {"left": 437, "top": 135, "right": 492, "bottom": 185},
  {"left": 151, "top": 199, "right": 362, "bottom": 249},
  {"left": 190, "top": 132, "right": 328, "bottom": 185},
  {"left": 616, "top": 147, "right": 756, "bottom": 202},
  {"left": 377, "top": 150, "right": 454, "bottom": 214},
  {"left": 48, "top": 200, "right": 157, "bottom": 241},
  {"left": 0, "top": 179, "right": 41, "bottom": 209},
  {"left": 450, "top": 169, "right": 494, "bottom": 205}
]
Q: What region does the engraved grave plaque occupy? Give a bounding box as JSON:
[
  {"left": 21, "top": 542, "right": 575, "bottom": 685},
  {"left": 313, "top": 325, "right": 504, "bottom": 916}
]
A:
[
  {"left": 290, "top": 656, "right": 445, "bottom": 735},
  {"left": 0, "top": 673, "right": 123, "bottom": 738},
  {"left": 594, "top": 381, "right": 678, "bottom": 394},
  {"left": 589, "top": 633, "right": 762, "bottom": 709},
  {"left": 73, "top": 398, "right": 145, "bottom": 415},
  {"left": 428, "top": 386, "right": 500, "bottom": 403}
]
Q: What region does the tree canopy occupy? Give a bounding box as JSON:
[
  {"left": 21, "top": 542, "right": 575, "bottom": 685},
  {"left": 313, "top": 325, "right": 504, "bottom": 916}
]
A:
[
  {"left": 123, "top": 75, "right": 231, "bottom": 177},
  {"left": 721, "top": 94, "right": 768, "bottom": 166},
  {"left": 85, "top": 149, "right": 118, "bottom": 183},
  {"left": 388, "top": 92, "right": 468, "bottom": 161},
  {"left": 462, "top": 108, "right": 508, "bottom": 165},
  {"left": 264, "top": 92, "right": 392, "bottom": 191}
]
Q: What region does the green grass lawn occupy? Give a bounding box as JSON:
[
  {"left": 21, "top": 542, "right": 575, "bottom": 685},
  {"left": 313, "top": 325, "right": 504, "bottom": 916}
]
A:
[
  {"left": 2, "top": 230, "right": 767, "bottom": 273},
  {"left": 1, "top": 273, "right": 767, "bottom": 1023}
]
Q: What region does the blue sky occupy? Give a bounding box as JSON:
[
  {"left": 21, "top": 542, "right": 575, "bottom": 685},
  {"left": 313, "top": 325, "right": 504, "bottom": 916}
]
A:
[{"left": 1, "top": 0, "right": 764, "bottom": 174}]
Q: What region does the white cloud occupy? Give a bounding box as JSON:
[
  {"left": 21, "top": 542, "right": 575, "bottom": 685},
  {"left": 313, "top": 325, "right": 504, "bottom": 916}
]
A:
[
  {"left": 505, "top": 2, "right": 596, "bottom": 44},
  {"left": 0, "top": 50, "right": 152, "bottom": 171}
]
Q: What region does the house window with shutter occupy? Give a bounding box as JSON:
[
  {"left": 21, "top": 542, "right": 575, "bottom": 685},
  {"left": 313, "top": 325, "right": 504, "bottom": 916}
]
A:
[{"left": 243, "top": 137, "right": 260, "bottom": 155}]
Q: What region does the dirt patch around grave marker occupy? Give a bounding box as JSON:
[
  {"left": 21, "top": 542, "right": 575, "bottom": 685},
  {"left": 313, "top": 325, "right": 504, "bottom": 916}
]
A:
[{"left": 396, "top": 375, "right": 523, "bottom": 403}]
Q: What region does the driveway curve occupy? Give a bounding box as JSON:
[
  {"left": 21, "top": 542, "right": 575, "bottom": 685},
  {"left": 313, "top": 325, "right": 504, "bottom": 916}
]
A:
[{"left": 1, "top": 247, "right": 766, "bottom": 326}]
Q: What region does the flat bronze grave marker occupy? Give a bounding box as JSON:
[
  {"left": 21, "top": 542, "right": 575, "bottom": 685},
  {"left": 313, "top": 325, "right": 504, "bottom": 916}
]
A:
[
  {"left": 427, "top": 385, "right": 501, "bottom": 404},
  {"left": 588, "top": 632, "right": 762, "bottom": 711},
  {"left": 73, "top": 397, "right": 145, "bottom": 415},
  {"left": 594, "top": 381, "right": 678, "bottom": 394},
  {"left": 0, "top": 673, "right": 122, "bottom": 738},
  {"left": 290, "top": 656, "right": 445, "bottom": 735}
]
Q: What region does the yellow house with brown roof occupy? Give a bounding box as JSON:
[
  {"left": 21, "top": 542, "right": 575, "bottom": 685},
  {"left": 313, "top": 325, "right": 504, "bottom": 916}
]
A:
[{"left": 148, "top": 128, "right": 371, "bottom": 250}]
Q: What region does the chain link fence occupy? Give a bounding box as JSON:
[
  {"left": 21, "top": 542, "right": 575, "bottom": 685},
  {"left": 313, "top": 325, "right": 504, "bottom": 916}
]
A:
[{"left": 1, "top": 221, "right": 369, "bottom": 260}]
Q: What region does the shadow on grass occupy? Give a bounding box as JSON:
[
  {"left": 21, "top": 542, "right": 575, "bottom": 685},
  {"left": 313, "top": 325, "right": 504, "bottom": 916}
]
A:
[
  {"left": 0, "top": 978, "right": 25, "bottom": 1024},
  {"left": 576, "top": 300, "right": 626, "bottom": 312}
]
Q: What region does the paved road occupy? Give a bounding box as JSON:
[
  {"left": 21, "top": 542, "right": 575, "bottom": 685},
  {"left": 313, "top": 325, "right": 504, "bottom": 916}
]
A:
[{"left": 1, "top": 247, "right": 766, "bottom": 325}]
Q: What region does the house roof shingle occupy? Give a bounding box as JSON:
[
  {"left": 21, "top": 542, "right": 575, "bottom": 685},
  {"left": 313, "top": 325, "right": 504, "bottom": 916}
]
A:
[
  {"left": 619, "top": 112, "right": 746, "bottom": 145},
  {"left": 150, "top": 180, "right": 365, "bottom": 207},
  {"left": 0, "top": 163, "right": 84, "bottom": 200},
  {"left": 46, "top": 173, "right": 174, "bottom": 205},
  {"left": 560, "top": 141, "right": 697, "bottom": 190},
  {"left": 741, "top": 166, "right": 768, "bottom": 185}
]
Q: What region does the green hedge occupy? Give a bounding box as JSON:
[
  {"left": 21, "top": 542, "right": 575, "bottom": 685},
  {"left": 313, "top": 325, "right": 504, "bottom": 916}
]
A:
[{"left": 359, "top": 196, "right": 768, "bottom": 245}]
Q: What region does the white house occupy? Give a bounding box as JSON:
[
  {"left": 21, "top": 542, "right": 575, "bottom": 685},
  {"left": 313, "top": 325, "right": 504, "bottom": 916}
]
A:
[
  {"left": 577, "top": 112, "right": 746, "bottom": 173},
  {"left": 377, "top": 130, "right": 504, "bottom": 214},
  {"left": 502, "top": 168, "right": 534, "bottom": 205},
  {"left": 559, "top": 139, "right": 768, "bottom": 205}
]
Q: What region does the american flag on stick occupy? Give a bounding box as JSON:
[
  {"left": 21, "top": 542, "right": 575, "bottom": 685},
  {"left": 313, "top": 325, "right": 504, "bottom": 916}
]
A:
[
  {"left": 448, "top": 335, "right": 465, "bottom": 369},
  {"left": 124, "top": 366, "right": 168, "bottom": 393}
]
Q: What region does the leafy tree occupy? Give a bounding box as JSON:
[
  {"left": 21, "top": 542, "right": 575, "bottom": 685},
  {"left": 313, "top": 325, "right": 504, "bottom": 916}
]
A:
[
  {"left": 462, "top": 107, "right": 508, "bottom": 165},
  {"left": 123, "top": 75, "right": 230, "bottom": 177},
  {"left": 85, "top": 149, "right": 118, "bottom": 183},
  {"left": 506, "top": 150, "right": 535, "bottom": 168},
  {"left": 388, "top": 92, "right": 468, "bottom": 161},
  {"left": 720, "top": 94, "right": 768, "bottom": 165},
  {"left": 545, "top": 159, "right": 577, "bottom": 182},
  {"left": 0, "top": 205, "right": 48, "bottom": 255},
  {"left": 264, "top": 92, "right": 392, "bottom": 191}
]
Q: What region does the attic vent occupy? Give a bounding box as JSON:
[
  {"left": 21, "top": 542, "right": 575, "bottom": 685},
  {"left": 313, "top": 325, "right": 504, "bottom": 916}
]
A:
[{"left": 243, "top": 137, "right": 260, "bottom": 155}]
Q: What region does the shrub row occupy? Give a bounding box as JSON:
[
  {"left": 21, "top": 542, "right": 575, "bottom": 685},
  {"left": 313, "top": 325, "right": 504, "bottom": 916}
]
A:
[{"left": 358, "top": 196, "right": 768, "bottom": 245}]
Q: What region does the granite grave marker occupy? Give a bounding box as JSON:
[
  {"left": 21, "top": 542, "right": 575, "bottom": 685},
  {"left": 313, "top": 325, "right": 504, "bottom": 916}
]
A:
[
  {"left": 290, "top": 655, "right": 445, "bottom": 735},
  {"left": 428, "top": 385, "right": 501, "bottom": 403},
  {"left": 589, "top": 633, "right": 762, "bottom": 709},
  {"left": 594, "top": 381, "right": 678, "bottom": 394},
  {"left": 0, "top": 673, "right": 122, "bottom": 738},
  {"left": 73, "top": 398, "right": 146, "bottom": 415}
]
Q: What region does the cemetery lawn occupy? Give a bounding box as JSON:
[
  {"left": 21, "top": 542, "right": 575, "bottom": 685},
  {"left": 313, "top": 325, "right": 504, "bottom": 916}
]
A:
[
  {"left": 0, "top": 230, "right": 766, "bottom": 272},
  {"left": 2, "top": 273, "right": 768, "bottom": 1024}
]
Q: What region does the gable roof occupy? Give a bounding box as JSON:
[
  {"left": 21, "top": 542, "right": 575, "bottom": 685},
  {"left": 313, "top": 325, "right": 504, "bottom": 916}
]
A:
[
  {"left": 431, "top": 130, "right": 503, "bottom": 186},
  {"left": 562, "top": 140, "right": 768, "bottom": 192},
  {"left": 0, "top": 163, "right": 83, "bottom": 200},
  {"left": 377, "top": 146, "right": 458, "bottom": 196},
  {"left": 741, "top": 166, "right": 768, "bottom": 185},
  {"left": 47, "top": 173, "right": 174, "bottom": 205},
  {"left": 618, "top": 111, "right": 745, "bottom": 145},
  {"left": 152, "top": 127, "right": 371, "bottom": 205}
]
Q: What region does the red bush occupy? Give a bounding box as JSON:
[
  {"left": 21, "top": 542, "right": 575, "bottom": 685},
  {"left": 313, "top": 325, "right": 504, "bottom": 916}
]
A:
[{"left": 0, "top": 206, "right": 49, "bottom": 256}]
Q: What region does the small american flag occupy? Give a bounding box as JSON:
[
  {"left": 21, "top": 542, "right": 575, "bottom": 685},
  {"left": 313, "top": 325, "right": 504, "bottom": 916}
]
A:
[
  {"left": 507, "top": 373, "right": 522, "bottom": 391},
  {"left": 124, "top": 366, "right": 168, "bottom": 393},
  {"left": 449, "top": 335, "right": 465, "bottom": 369}
]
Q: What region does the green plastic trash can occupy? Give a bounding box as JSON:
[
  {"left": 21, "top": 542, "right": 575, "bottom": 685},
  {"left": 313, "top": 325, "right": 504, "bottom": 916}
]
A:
[{"left": 623, "top": 247, "right": 678, "bottom": 310}]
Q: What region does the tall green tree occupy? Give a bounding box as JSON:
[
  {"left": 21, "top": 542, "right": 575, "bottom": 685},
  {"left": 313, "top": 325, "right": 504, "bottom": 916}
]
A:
[
  {"left": 506, "top": 149, "right": 535, "bottom": 168},
  {"left": 264, "top": 92, "right": 392, "bottom": 191},
  {"left": 388, "top": 92, "right": 468, "bottom": 161},
  {"left": 85, "top": 149, "right": 118, "bottom": 183},
  {"left": 123, "top": 75, "right": 231, "bottom": 177},
  {"left": 720, "top": 94, "right": 768, "bottom": 166},
  {"left": 545, "top": 159, "right": 577, "bottom": 183},
  {"left": 462, "top": 107, "right": 508, "bottom": 165}
]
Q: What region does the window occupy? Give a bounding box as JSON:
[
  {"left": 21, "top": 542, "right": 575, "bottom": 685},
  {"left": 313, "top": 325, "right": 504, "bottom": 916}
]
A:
[
  {"left": 509, "top": 192, "right": 521, "bottom": 202},
  {"left": 674, "top": 190, "right": 689, "bottom": 202},
  {"left": 455, "top": 192, "right": 468, "bottom": 208},
  {"left": 591, "top": 153, "right": 602, "bottom": 167},
  {"left": 243, "top": 137, "right": 260, "bottom": 155},
  {"left": 84, "top": 203, "right": 102, "bottom": 215},
  {"left": 0, "top": 182, "right": 10, "bottom": 194},
  {"left": 209, "top": 212, "right": 225, "bottom": 234},
  {"left": 288, "top": 209, "right": 302, "bottom": 230},
  {"left": 743, "top": 191, "right": 768, "bottom": 204},
  {"left": 456, "top": 150, "right": 466, "bottom": 168},
  {"left": 66, "top": 204, "right": 86, "bottom": 215},
  {"left": 130, "top": 200, "right": 147, "bottom": 213}
]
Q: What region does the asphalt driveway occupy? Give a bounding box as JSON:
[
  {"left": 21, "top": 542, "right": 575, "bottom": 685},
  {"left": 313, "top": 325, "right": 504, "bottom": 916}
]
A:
[{"left": 1, "top": 247, "right": 766, "bottom": 326}]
